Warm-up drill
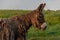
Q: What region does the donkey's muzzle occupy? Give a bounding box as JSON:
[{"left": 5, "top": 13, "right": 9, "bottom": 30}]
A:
[{"left": 41, "top": 22, "right": 47, "bottom": 30}]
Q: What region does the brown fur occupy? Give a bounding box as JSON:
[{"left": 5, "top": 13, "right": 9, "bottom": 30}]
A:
[{"left": 0, "top": 3, "right": 46, "bottom": 40}]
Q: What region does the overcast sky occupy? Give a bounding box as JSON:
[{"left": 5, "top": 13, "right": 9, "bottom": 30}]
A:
[{"left": 0, "top": 0, "right": 60, "bottom": 10}]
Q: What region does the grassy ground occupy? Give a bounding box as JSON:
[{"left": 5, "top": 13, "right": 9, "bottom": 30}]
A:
[{"left": 0, "top": 10, "right": 60, "bottom": 40}]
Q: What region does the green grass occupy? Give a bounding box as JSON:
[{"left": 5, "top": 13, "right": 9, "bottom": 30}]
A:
[
  {"left": 0, "top": 10, "right": 60, "bottom": 40},
  {"left": 0, "top": 10, "right": 30, "bottom": 18}
]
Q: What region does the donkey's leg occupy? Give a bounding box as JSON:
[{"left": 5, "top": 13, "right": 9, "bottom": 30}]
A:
[
  {"left": 10, "top": 30, "right": 15, "bottom": 40},
  {"left": 4, "top": 28, "right": 15, "bottom": 40},
  {"left": 4, "top": 28, "right": 10, "bottom": 40},
  {"left": 17, "top": 37, "right": 23, "bottom": 40},
  {"left": 20, "top": 33, "right": 27, "bottom": 40},
  {"left": 16, "top": 35, "right": 24, "bottom": 40},
  {"left": 23, "top": 33, "right": 26, "bottom": 40},
  {"left": 0, "top": 31, "right": 4, "bottom": 40}
]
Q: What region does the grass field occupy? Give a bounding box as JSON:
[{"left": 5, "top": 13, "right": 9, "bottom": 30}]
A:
[{"left": 0, "top": 10, "right": 60, "bottom": 40}]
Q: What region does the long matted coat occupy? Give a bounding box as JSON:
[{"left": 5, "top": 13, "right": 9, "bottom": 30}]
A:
[{"left": 0, "top": 3, "right": 46, "bottom": 40}]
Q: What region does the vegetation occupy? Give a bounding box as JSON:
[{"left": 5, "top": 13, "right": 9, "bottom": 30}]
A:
[{"left": 0, "top": 10, "right": 60, "bottom": 40}]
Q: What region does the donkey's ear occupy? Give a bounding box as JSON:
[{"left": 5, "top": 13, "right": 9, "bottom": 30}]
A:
[
  {"left": 37, "top": 3, "right": 46, "bottom": 11},
  {"left": 42, "top": 3, "right": 46, "bottom": 10}
]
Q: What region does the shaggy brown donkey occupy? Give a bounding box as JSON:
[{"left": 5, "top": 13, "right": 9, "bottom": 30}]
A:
[{"left": 0, "top": 3, "right": 46, "bottom": 40}]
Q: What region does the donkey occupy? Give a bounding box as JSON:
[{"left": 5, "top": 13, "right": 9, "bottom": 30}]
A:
[{"left": 0, "top": 3, "right": 46, "bottom": 40}]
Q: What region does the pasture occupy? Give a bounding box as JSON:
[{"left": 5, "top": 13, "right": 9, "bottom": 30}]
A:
[{"left": 0, "top": 10, "right": 60, "bottom": 40}]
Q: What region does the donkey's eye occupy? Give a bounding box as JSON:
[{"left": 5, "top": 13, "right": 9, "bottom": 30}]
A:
[
  {"left": 39, "top": 15, "right": 44, "bottom": 19},
  {"left": 37, "top": 14, "right": 45, "bottom": 23},
  {"left": 39, "top": 15, "right": 43, "bottom": 17},
  {"left": 38, "top": 17, "right": 42, "bottom": 20},
  {"left": 39, "top": 15, "right": 41, "bottom": 17},
  {"left": 39, "top": 17, "right": 43, "bottom": 20}
]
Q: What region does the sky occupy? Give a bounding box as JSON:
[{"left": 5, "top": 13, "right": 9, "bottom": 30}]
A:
[{"left": 0, "top": 0, "right": 60, "bottom": 10}]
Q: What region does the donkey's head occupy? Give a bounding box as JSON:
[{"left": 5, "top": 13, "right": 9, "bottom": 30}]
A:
[{"left": 33, "top": 3, "right": 46, "bottom": 30}]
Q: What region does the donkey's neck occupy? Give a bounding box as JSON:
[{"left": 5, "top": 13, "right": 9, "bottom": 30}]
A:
[
  {"left": 18, "top": 10, "right": 37, "bottom": 30},
  {"left": 18, "top": 14, "right": 32, "bottom": 30},
  {"left": 25, "top": 10, "right": 38, "bottom": 29}
]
